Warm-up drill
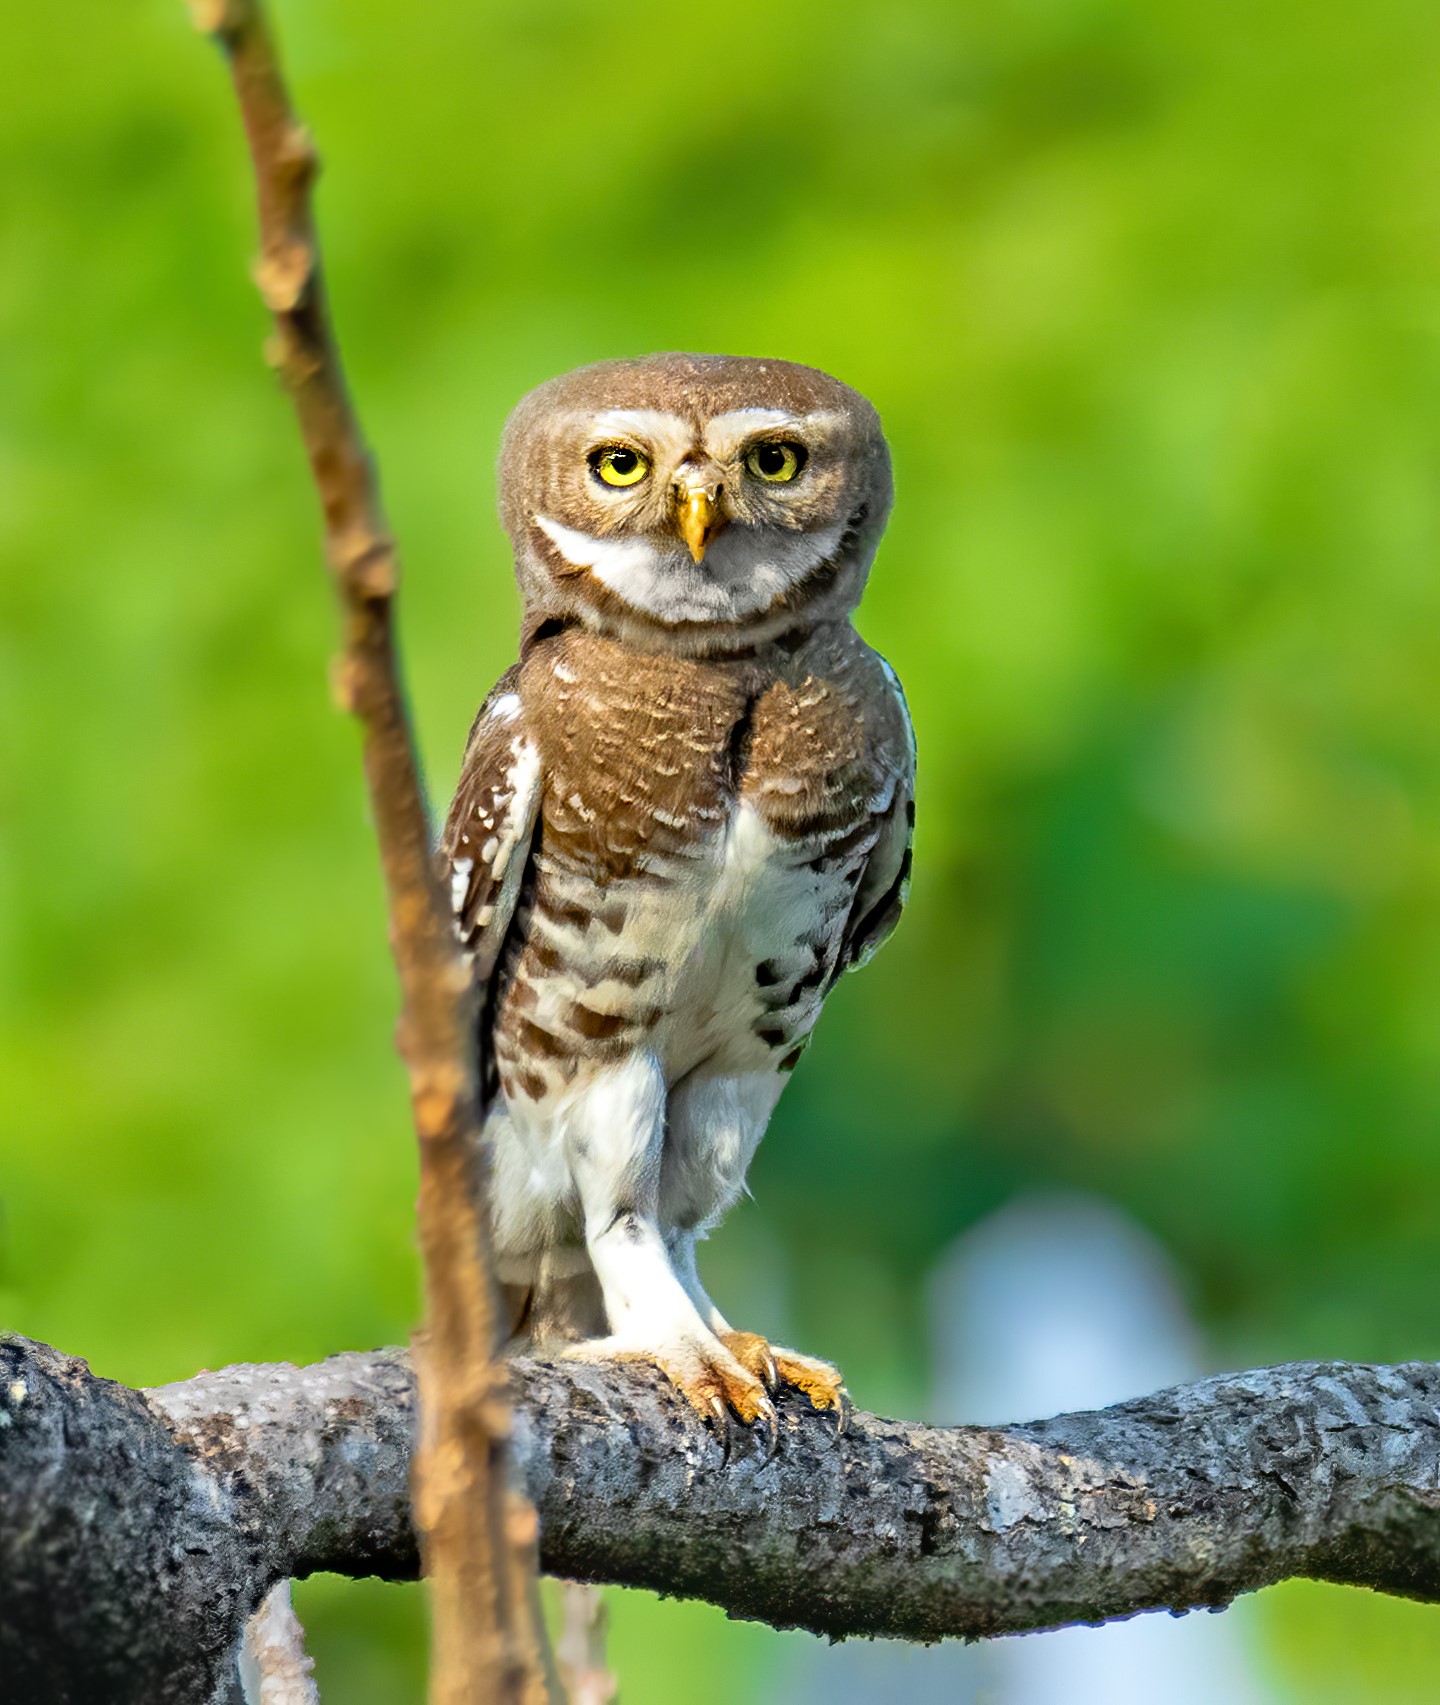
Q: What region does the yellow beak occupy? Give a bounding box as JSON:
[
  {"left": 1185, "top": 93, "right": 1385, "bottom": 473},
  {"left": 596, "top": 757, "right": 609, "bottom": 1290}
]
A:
[{"left": 676, "top": 486, "right": 722, "bottom": 563}]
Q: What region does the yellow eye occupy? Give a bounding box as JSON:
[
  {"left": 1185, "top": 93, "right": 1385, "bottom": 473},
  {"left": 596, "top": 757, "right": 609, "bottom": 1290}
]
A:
[
  {"left": 745, "top": 440, "right": 807, "bottom": 483},
  {"left": 589, "top": 445, "right": 650, "bottom": 487}
]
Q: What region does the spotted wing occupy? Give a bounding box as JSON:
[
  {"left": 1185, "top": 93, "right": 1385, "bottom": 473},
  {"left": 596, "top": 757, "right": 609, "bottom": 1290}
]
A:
[
  {"left": 831, "top": 655, "right": 915, "bottom": 982},
  {"left": 440, "top": 668, "right": 544, "bottom": 996}
]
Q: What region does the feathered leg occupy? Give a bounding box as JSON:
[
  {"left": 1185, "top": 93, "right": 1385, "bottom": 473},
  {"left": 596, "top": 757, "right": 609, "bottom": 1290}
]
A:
[
  {"left": 558, "top": 1054, "right": 776, "bottom": 1440},
  {"left": 662, "top": 1072, "right": 849, "bottom": 1426}
]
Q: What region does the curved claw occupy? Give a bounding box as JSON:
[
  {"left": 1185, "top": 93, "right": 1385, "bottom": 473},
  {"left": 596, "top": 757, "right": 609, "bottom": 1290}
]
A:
[
  {"left": 719, "top": 1330, "right": 781, "bottom": 1394},
  {"left": 707, "top": 1392, "right": 731, "bottom": 1465},
  {"left": 706, "top": 1390, "right": 778, "bottom": 1468},
  {"left": 833, "top": 1386, "right": 852, "bottom": 1439},
  {"left": 567, "top": 1336, "right": 776, "bottom": 1464},
  {"left": 766, "top": 1346, "right": 849, "bottom": 1431}
]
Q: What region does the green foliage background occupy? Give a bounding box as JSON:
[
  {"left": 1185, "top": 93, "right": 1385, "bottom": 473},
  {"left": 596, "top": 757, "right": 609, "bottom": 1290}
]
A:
[{"left": 5, "top": 0, "right": 1440, "bottom": 1696}]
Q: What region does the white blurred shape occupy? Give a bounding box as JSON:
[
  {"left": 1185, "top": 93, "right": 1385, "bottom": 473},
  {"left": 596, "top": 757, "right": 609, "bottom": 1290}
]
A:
[
  {"left": 782, "top": 1191, "right": 1280, "bottom": 1705},
  {"left": 928, "top": 1191, "right": 1201, "bottom": 1423}
]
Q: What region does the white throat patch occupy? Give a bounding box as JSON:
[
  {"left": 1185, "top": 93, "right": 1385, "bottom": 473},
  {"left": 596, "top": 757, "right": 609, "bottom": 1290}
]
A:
[{"left": 535, "top": 513, "right": 845, "bottom": 624}]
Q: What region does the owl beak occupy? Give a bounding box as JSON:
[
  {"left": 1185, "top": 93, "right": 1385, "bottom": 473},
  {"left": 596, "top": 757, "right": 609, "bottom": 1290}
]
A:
[{"left": 675, "top": 484, "right": 724, "bottom": 564}]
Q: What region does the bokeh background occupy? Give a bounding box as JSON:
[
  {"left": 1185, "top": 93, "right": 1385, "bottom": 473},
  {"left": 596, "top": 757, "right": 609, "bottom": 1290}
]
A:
[{"left": 6, "top": 0, "right": 1440, "bottom": 1697}]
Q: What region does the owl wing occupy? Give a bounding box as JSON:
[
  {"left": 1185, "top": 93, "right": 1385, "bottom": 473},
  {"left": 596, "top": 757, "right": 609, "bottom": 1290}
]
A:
[
  {"left": 440, "top": 668, "right": 544, "bottom": 996},
  {"left": 831, "top": 655, "right": 915, "bottom": 982}
]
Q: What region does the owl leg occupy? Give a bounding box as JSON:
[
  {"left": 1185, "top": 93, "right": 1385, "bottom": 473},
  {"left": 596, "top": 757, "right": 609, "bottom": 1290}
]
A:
[
  {"left": 662, "top": 1072, "right": 850, "bottom": 1429},
  {"left": 559, "top": 1054, "right": 776, "bottom": 1447}
]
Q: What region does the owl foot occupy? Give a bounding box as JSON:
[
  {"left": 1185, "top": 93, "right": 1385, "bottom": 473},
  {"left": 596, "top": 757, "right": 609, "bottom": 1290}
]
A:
[
  {"left": 562, "top": 1334, "right": 778, "bottom": 1463},
  {"left": 719, "top": 1332, "right": 850, "bottom": 1434}
]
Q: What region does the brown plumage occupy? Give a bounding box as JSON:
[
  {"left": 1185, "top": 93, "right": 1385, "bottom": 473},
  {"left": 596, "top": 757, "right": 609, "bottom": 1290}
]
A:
[{"left": 441, "top": 354, "right": 913, "bottom": 1446}]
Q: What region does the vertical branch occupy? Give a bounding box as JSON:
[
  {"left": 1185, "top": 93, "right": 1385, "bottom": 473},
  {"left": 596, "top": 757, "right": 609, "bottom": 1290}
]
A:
[{"left": 184, "top": 4, "right": 554, "bottom": 1700}]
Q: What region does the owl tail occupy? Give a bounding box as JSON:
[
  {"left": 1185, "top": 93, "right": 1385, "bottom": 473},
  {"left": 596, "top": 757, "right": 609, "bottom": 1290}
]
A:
[{"left": 503, "top": 1251, "right": 606, "bottom": 1353}]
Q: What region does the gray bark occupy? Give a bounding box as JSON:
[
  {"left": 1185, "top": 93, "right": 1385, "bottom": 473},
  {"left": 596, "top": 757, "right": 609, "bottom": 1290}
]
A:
[{"left": 3, "top": 1332, "right": 1440, "bottom": 1703}]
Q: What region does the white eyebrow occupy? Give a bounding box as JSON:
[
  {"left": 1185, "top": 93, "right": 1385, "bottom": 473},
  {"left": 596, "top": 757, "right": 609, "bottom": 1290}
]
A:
[
  {"left": 703, "top": 407, "right": 845, "bottom": 459},
  {"left": 707, "top": 408, "right": 797, "bottom": 436},
  {"left": 588, "top": 408, "right": 692, "bottom": 445}
]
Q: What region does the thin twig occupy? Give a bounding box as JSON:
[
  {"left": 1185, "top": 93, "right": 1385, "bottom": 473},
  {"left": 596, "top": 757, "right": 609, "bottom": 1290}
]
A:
[
  {"left": 183, "top": 4, "right": 553, "bottom": 1699},
  {"left": 556, "top": 1585, "right": 617, "bottom": 1705}
]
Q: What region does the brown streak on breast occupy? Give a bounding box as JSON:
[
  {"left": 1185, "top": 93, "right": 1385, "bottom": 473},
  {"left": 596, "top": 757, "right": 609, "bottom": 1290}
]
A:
[
  {"left": 514, "top": 1017, "right": 570, "bottom": 1062},
  {"left": 605, "top": 957, "right": 665, "bottom": 988},
  {"left": 565, "top": 1004, "right": 632, "bottom": 1043},
  {"left": 529, "top": 938, "right": 565, "bottom": 974},
  {"left": 515, "top": 1069, "right": 550, "bottom": 1103},
  {"left": 539, "top": 896, "right": 597, "bottom": 934}
]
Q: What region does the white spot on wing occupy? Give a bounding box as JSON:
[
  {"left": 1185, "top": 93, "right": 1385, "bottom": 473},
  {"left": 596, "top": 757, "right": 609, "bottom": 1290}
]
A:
[
  {"left": 506, "top": 735, "right": 541, "bottom": 799},
  {"left": 465, "top": 735, "right": 542, "bottom": 975}
]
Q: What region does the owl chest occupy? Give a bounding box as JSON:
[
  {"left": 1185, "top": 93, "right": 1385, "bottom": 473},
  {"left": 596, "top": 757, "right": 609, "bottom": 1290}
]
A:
[
  {"left": 533, "top": 655, "right": 876, "bottom": 868},
  {"left": 518, "top": 798, "right": 862, "bottom": 1084},
  {"left": 496, "top": 638, "right": 879, "bottom": 1089}
]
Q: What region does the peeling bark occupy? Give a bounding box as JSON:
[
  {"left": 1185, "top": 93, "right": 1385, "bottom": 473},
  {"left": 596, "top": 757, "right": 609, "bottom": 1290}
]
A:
[{"left": 3, "top": 1330, "right": 1439, "bottom": 1701}]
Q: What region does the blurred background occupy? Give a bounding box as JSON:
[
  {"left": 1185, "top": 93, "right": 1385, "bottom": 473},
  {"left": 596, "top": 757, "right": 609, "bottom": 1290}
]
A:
[{"left": 5, "top": 0, "right": 1440, "bottom": 1697}]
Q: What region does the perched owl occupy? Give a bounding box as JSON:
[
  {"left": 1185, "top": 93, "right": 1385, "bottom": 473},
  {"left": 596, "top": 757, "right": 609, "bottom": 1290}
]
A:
[{"left": 442, "top": 354, "right": 914, "bottom": 1450}]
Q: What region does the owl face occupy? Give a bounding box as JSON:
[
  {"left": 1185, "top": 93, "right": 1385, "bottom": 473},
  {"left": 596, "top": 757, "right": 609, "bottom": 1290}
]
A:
[{"left": 498, "top": 355, "right": 893, "bottom": 654}]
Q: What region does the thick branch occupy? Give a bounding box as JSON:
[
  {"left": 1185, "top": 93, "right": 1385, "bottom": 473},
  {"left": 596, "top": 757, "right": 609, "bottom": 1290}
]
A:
[
  {"left": 5, "top": 1333, "right": 1439, "bottom": 1701},
  {"left": 146, "top": 1348, "right": 1440, "bottom": 1635},
  {"left": 513, "top": 1358, "right": 1440, "bottom": 1639},
  {"left": 184, "top": 4, "right": 550, "bottom": 1701}
]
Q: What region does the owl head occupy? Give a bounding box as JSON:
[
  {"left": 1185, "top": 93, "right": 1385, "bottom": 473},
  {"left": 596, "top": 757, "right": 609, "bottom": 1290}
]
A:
[{"left": 497, "top": 354, "right": 893, "bottom": 656}]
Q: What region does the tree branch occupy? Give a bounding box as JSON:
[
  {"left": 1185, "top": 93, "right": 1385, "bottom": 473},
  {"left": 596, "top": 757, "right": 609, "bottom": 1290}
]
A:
[
  {"left": 4, "top": 1330, "right": 1438, "bottom": 1700},
  {"left": 182, "top": 3, "right": 552, "bottom": 1700}
]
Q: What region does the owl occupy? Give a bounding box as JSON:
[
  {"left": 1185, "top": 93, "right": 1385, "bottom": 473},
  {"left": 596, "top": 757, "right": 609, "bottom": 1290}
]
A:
[{"left": 442, "top": 353, "right": 914, "bottom": 1451}]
